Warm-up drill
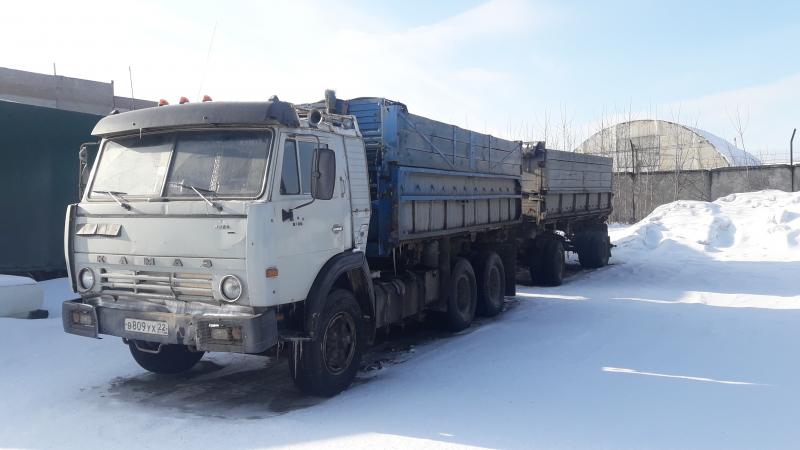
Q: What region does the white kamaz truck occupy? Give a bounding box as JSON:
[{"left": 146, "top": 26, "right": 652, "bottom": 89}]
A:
[{"left": 63, "top": 93, "right": 612, "bottom": 396}]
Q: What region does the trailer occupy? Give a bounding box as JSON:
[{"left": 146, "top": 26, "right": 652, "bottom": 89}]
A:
[
  {"left": 519, "top": 143, "right": 613, "bottom": 284},
  {"left": 62, "top": 92, "right": 612, "bottom": 397}
]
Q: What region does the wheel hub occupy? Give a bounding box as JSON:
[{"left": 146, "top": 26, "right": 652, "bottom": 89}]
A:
[{"left": 322, "top": 311, "right": 356, "bottom": 375}]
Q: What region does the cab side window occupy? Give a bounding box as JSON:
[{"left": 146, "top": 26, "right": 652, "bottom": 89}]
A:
[
  {"left": 280, "top": 139, "right": 299, "bottom": 195},
  {"left": 280, "top": 138, "right": 329, "bottom": 196},
  {"left": 298, "top": 141, "right": 316, "bottom": 194}
]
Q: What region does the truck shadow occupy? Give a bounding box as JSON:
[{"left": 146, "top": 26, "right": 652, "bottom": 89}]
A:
[
  {"left": 105, "top": 355, "right": 321, "bottom": 419},
  {"left": 102, "top": 298, "right": 525, "bottom": 420}
]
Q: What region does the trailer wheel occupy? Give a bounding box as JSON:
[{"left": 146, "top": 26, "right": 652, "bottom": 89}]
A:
[
  {"left": 475, "top": 252, "right": 505, "bottom": 317},
  {"left": 577, "top": 231, "right": 610, "bottom": 269},
  {"left": 128, "top": 341, "right": 204, "bottom": 374},
  {"left": 444, "top": 258, "right": 477, "bottom": 331},
  {"left": 530, "top": 237, "right": 565, "bottom": 286},
  {"left": 289, "top": 289, "right": 364, "bottom": 397}
]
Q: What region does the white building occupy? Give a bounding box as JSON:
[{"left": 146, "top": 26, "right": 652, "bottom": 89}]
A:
[{"left": 576, "top": 119, "right": 760, "bottom": 172}]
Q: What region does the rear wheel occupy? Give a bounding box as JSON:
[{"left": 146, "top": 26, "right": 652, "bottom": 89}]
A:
[
  {"left": 289, "top": 289, "right": 364, "bottom": 397},
  {"left": 529, "top": 237, "right": 565, "bottom": 286},
  {"left": 444, "top": 258, "right": 478, "bottom": 331},
  {"left": 128, "top": 341, "right": 204, "bottom": 374},
  {"left": 576, "top": 231, "right": 610, "bottom": 269},
  {"left": 475, "top": 252, "right": 505, "bottom": 317}
]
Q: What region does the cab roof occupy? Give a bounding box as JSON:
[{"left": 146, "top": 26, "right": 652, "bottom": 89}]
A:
[{"left": 91, "top": 99, "right": 300, "bottom": 137}]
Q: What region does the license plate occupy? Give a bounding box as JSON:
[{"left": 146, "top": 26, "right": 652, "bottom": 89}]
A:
[{"left": 124, "top": 318, "right": 168, "bottom": 336}]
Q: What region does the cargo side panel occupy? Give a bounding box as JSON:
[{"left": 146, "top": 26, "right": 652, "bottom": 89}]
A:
[
  {"left": 543, "top": 150, "right": 613, "bottom": 193},
  {"left": 521, "top": 146, "right": 613, "bottom": 223},
  {"left": 348, "top": 97, "right": 522, "bottom": 256},
  {"left": 396, "top": 167, "right": 521, "bottom": 241}
]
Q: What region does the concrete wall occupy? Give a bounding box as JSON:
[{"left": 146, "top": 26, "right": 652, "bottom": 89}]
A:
[
  {"left": 796, "top": 166, "right": 800, "bottom": 192},
  {"left": 0, "top": 67, "right": 156, "bottom": 115},
  {"left": 710, "top": 166, "right": 793, "bottom": 200},
  {"left": 612, "top": 164, "right": 797, "bottom": 223}
]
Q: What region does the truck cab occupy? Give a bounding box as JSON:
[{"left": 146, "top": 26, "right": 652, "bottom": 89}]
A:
[{"left": 64, "top": 97, "right": 372, "bottom": 395}]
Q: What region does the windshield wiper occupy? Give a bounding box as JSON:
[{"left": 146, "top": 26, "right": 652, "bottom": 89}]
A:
[
  {"left": 168, "top": 182, "right": 222, "bottom": 211},
  {"left": 92, "top": 190, "right": 131, "bottom": 210}
]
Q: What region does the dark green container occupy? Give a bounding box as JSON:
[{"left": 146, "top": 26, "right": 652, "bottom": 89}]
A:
[{"left": 0, "top": 100, "right": 100, "bottom": 278}]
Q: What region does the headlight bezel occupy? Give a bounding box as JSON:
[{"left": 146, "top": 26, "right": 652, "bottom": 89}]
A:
[
  {"left": 219, "top": 275, "right": 243, "bottom": 302},
  {"left": 78, "top": 268, "right": 95, "bottom": 291}
]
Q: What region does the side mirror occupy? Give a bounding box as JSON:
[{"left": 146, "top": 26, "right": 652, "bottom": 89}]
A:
[{"left": 311, "top": 147, "right": 336, "bottom": 200}]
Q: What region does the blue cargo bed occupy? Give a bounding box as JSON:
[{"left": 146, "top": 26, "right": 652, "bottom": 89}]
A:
[{"left": 342, "top": 98, "right": 523, "bottom": 257}]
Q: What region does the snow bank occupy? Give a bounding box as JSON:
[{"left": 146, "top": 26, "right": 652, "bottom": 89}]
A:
[
  {"left": 612, "top": 190, "right": 800, "bottom": 260},
  {"left": 0, "top": 275, "right": 43, "bottom": 318}
]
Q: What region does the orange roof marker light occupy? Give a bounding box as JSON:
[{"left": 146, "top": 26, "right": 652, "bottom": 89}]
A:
[
  {"left": 202, "top": 95, "right": 213, "bottom": 102},
  {"left": 179, "top": 96, "right": 190, "bottom": 104},
  {"left": 158, "top": 99, "right": 169, "bottom": 106}
]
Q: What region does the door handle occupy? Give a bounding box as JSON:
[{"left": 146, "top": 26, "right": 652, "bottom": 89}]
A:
[{"left": 332, "top": 224, "right": 343, "bottom": 233}]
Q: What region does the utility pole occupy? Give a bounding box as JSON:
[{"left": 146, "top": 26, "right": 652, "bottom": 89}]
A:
[{"left": 791, "top": 128, "right": 796, "bottom": 192}]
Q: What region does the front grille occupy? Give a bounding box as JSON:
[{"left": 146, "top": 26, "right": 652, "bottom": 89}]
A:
[{"left": 99, "top": 269, "right": 214, "bottom": 301}]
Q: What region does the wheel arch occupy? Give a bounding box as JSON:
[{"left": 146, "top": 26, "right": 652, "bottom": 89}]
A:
[{"left": 304, "top": 251, "right": 375, "bottom": 343}]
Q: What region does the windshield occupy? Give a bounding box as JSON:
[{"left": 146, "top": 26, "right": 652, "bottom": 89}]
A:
[{"left": 90, "top": 129, "right": 272, "bottom": 199}]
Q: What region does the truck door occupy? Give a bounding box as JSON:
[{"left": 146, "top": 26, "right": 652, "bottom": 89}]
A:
[{"left": 272, "top": 133, "right": 350, "bottom": 303}]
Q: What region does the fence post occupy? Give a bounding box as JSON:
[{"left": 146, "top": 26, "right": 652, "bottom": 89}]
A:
[
  {"left": 791, "top": 128, "right": 796, "bottom": 192},
  {"left": 630, "top": 139, "right": 638, "bottom": 222}
]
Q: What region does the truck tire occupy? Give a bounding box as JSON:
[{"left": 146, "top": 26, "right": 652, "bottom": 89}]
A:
[
  {"left": 577, "top": 231, "right": 610, "bottom": 269},
  {"left": 289, "top": 289, "right": 364, "bottom": 397},
  {"left": 444, "top": 258, "right": 477, "bottom": 331},
  {"left": 530, "top": 238, "right": 565, "bottom": 286},
  {"left": 128, "top": 341, "right": 204, "bottom": 374},
  {"left": 475, "top": 252, "right": 505, "bottom": 317}
]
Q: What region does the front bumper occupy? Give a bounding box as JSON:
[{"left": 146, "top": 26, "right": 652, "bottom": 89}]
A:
[{"left": 62, "top": 297, "right": 278, "bottom": 354}]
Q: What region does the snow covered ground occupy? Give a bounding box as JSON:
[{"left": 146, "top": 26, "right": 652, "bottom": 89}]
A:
[{"left": 2, "top": 190, "right": 799, "bottom": 449}]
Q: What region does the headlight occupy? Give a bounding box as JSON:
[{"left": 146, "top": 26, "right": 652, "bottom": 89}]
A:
[
  {"left": 78, "top": 268, "right": 95, "bottom": 291},
  {"left": 220, "top": 275, "right": 242, "bottom": 302}
]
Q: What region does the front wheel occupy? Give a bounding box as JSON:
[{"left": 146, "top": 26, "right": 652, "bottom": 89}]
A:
[
  {"left": 289, "top": 289, "right": 364, "bottom": 397},
  {"left": 128, "top": 341, "right": 204, "bottom": 374}
]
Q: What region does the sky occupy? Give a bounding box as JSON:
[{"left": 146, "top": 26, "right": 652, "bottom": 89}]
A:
[{"left": 3, "top": 0, "right": 799, "bottom": 161}]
